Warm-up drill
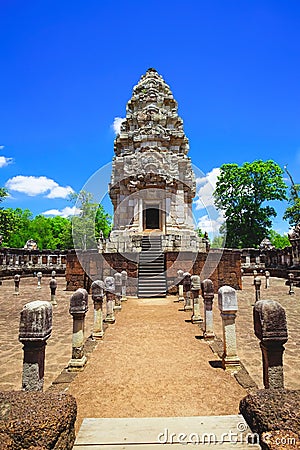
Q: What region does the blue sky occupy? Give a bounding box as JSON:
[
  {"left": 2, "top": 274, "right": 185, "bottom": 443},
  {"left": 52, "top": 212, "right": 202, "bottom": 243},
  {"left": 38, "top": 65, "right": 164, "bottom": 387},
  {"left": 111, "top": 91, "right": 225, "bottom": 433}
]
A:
[{"left": 1, "top": 0, "right": 300, "bottom": 236}]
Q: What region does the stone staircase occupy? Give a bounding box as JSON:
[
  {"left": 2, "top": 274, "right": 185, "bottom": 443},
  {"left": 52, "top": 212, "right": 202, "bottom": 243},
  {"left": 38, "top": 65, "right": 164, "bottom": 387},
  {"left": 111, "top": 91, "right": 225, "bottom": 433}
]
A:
[
  {"left": 138, "top": 235, "right": 167, "bottom": 298},
  {"left": 73, "top": 416, "right": 261, "bottom": 448}
]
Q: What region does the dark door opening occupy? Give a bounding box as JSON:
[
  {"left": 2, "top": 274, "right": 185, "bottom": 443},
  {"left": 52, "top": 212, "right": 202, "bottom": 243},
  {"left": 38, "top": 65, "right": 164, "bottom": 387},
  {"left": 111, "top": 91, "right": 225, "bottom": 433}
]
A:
[{"left": 144, "top": 206, "right": 160, "bottom": 230}]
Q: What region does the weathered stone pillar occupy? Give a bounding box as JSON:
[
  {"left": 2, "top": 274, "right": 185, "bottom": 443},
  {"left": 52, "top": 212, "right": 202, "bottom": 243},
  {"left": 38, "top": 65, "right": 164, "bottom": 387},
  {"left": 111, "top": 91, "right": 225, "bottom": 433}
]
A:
[
  {"left": 14, "top": 274, "right": 21, "bottom": 295},
  {"left": 104, "top": 276, "right": 115, "bottom": 323},
  {"left": 288, "top": 273, "right": 295, "bottom": 295},
  {"left": 49, "top": 279, "right": 57, "bottom": 305},
  {"left": 254, "top": 277, "right": 261, "bottom": 303},
  {"left": 91, "top": 280, "right": 105, "bottom": 338},
  {"left": 264, "top": 270, "right": 270, "bottom": 289},
  {"left": 114, "top": 272, "right": 122, "bottom": 310},
  {"left": 19, "top": 301, "right": 52, "bottom": 391},
  {"left": 253, "top": 269, "right": 257, "bottom": 285},
  {"left": 191, "top": 275, "right": 202, "bottom": 323},
  {"left": 37, "top": 271, "right": 42, "bottom": 289},
  {"left": 175, "top": 269, "right": 184, "bottom": 302},
  {"left": 201, "top": 279, "right": 215, "bottom": 341},
  {"left": 183, "top": 272, "right": 192, "bottom": 311},
  {"left": 254, "top": 299, "right": 288, "bottom": 389},
  {"left": 121, "top": 270, "right": 128, "bottom": 301},
  {"left": 218, "top": 286, "right": 240, "bottom": 371},
  {"left": 68, "top": 288, "right": 88, "bottom": 371}
]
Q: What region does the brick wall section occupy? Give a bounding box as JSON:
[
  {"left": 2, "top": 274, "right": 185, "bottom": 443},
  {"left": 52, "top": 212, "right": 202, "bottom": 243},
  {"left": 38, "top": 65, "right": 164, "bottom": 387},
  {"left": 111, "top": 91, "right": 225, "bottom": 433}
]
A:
[{"left": 66, "top": 248, "right": 241, "bottom": 294}]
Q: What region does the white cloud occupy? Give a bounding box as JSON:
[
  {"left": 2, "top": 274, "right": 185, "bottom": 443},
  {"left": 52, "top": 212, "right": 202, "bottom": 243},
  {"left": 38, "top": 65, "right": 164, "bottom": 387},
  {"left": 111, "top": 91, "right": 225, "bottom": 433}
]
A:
[
  {"left": 0, "top": 156, "right": 13, "bottom": 168},
  {"left": 194, "top": 167, "right": 220, "bottom": 210},
  {"left": 46, "top": 185, "right": 74, "bottom": 199},
  {"left": 112, "top": 117, "right": 125, "bottom": 135},
  {"left": 5, "top": 175, "right": 74, "bottom": 198},
  {"left": 197, "top": 211, "right": 225, "bottom": 234},
  {"left": 42, "top": 206, "right": 81, "bottom": 218}
]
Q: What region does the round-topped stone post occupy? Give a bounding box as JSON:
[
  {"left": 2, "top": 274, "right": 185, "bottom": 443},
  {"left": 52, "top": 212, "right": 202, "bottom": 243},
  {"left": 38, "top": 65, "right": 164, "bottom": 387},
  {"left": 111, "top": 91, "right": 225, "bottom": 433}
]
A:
[
  {"left": 51, "top": 270, "right": 56, "bottom": 279},
  {"left": 68, "top": 288, "right": 88, "bottom": 371},
  {"left": 14, "top": 274, "right": 21, "bottom": 295},
  {"left": 254, "top": 299, "right": 288, "bottom": 389},
  {"left": 91, "top": 280, "right": 105, "bottom": 338},
  {"left": 49, "top": 279, "right": 57, "bottom": 305},
  {"left": 183, "top": 272, "right": 192, "bottom": 311},
  {"left": 104, "top": 276, "right": 116, "bottom": 323},
  {"left": 201, "top": 279, "right": 215, "bottom": 341},
  {"left": 19, "top": 300, "right": 52, "bottom": 391},
  {"left": 288, "top": 273, "right": 295, "bottom": 295},
  {"left": 218, "top": 286, "right": 240, "bottom": 371},
  {"left": 37, "top": 271, "right": 42, "bottom": 289},
  {"left": 254, "top": 277, "right": 261, "bottom": 303},
  {"left": 253, "top": 269, "right": 258, "bottom": 285},
  {"left": 191, "top": 275, "right": 202, "bottom": 323},
  {"left": 175, "top": 269, "right": 184, "bottom": 303},
  {"left": 121, "top": 270, "right": 128, "bottom": 301},
  {"left": 264, "top": 270, "right": 270, "bottom": 289},
  {"left": 114, "top": 272, "right": 122, "bottom": 310}
]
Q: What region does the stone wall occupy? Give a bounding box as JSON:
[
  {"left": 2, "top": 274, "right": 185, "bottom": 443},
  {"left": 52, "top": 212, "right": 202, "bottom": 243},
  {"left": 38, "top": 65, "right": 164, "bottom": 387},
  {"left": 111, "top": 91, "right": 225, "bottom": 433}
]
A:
[
  {"left": 0, "top": 247, "right": 67, "bottom": 278},
  {"left": 66, "top": 248, "right": 241, "bottom": 293}
]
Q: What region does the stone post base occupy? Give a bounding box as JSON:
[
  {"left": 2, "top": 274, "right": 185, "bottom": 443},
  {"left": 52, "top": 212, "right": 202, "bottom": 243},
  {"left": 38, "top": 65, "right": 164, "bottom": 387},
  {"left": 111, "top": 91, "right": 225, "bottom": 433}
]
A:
[
  {"left": 68, "top": 355, "right": 87, "bottom": 371},
  {"left": 222, "top": 355, "right": 241, "bottom": 372}
]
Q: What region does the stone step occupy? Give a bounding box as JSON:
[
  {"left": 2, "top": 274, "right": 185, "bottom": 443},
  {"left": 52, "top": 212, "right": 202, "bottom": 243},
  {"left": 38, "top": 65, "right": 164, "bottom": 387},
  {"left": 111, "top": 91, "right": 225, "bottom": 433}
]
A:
[{"left": 73, "top": 416, "right": 261, "bottom": 449}]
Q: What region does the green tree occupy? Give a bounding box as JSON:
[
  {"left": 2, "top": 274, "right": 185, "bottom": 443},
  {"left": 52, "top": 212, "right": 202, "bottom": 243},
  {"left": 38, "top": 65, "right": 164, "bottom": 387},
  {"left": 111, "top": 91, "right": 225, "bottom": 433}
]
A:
[
  {"left": 214, "top": 160, "right": 287, "bottom": 248},
  {"left": 70, "top": 191, "right": 112, "bottom": 250},
  {"left": 283, "top": 166, "right": 300, "bottom": 226},
  {"left": 210, "top": 235, "right": 225, "bottom": 248},
  {"left": 6, "top": 208, "right": 33, "bottom": 248},
  {"left": 268, "top": 230, "right": 290, "bottom": 249}
]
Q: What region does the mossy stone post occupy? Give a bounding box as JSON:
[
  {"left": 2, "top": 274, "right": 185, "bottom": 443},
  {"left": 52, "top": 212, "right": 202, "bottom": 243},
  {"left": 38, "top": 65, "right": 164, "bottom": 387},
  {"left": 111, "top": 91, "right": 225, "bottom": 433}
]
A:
[
  {"left": 265, "top": 270, "right": 270, "bottom": 289},
  {"left": 91, "top": 280, "right": 105, "bottom": 338},
  {"left": 14, "top": 274, "right": 20, "bottom": 295},
  {"left": 201, "top": 279, "right": 215, "bottom": 341},
  {"left": 19, "top": 300, "right": 52, "bottom": 391},
  {"left": 254, "top": 277, "right": 261, "bottom": 303},
  {"left": 254, "top": 299, "right": 288, "bottom": 389},
  {"left": 68, "top": 288, "right": 88, "bottom": 371},
  {"left": 49, "top": 279, "right": 57, "bottom": 305},
  {"left": 104, "top": 276, "right": 115, "bottom": 323},
  {"left": 218, "top": 286, "right": 240, "bottom": 371},
  {"left": 37, "top": 271, "right": 42, "bottom": 289},
  {"left": 191, "top": 274, "right": 202, "bottom": 323},
  {"left": 288, "top": 273, "right": 295, "bottom": 295},
  {"left": 121, "top": 270, "right": 128, "bottom": 301},
  {"left": 114, "top": 272, "right": 122, "bottom": 310},
  {"left": 183, "top": 272, "right": 192, "bottom": 311},
  {"left": 175, "top": 269, "right": 184, "bottom": 302}
]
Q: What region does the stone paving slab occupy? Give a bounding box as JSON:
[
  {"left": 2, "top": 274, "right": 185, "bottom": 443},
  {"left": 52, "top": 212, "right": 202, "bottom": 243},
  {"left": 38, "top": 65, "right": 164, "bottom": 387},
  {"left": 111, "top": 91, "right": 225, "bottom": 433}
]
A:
[{"left": 74, "top": 416, "right": 260, "bottom": 448}]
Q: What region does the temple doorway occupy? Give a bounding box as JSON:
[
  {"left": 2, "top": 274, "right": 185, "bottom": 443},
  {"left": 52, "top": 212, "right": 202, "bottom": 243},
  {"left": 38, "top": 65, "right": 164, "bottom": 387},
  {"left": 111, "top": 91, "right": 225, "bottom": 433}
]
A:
[{"left": 144, "top": 205, "right": 160, "bottom": 230}]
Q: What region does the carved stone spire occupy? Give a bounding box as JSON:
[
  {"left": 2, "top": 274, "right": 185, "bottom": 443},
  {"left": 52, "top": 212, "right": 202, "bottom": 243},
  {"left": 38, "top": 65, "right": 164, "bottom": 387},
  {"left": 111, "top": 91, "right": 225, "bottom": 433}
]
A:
[
  {"left": 114, "top": 68, "right": 189, "bottom": 157},
  {"left": 107, "top": 69, "right": 204, "bottom": 254}
]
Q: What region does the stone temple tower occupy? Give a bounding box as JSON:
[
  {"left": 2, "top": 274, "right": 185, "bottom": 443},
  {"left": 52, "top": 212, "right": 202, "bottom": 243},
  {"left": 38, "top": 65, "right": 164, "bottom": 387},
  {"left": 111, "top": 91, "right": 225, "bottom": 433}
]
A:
[{"left": 108, "top": 68, "right": 205, "bottom": 254}]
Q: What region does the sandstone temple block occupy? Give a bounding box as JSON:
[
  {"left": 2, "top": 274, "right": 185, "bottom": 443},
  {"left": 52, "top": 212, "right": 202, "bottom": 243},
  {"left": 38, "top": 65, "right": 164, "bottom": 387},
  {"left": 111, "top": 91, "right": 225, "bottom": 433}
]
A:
[{"left": 108, "top": 68, "right": 205, "bottom": 254}]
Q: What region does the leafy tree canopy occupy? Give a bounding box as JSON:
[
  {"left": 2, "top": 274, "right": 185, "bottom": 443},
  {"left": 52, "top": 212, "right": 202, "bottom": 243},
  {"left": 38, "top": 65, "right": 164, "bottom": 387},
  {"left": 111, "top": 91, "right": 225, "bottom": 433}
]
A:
[
  {"left": 70, "top": 190, "right": 112, "bottom": 250},
  {"left": 282, "top": 166, "right": 300, "bottom": 227},
  {"left": 268, "top": 230, "right": 290, "bottom": 249},
  {"left": 214, "top": 160, "right": 287, "bottom": 248}
]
